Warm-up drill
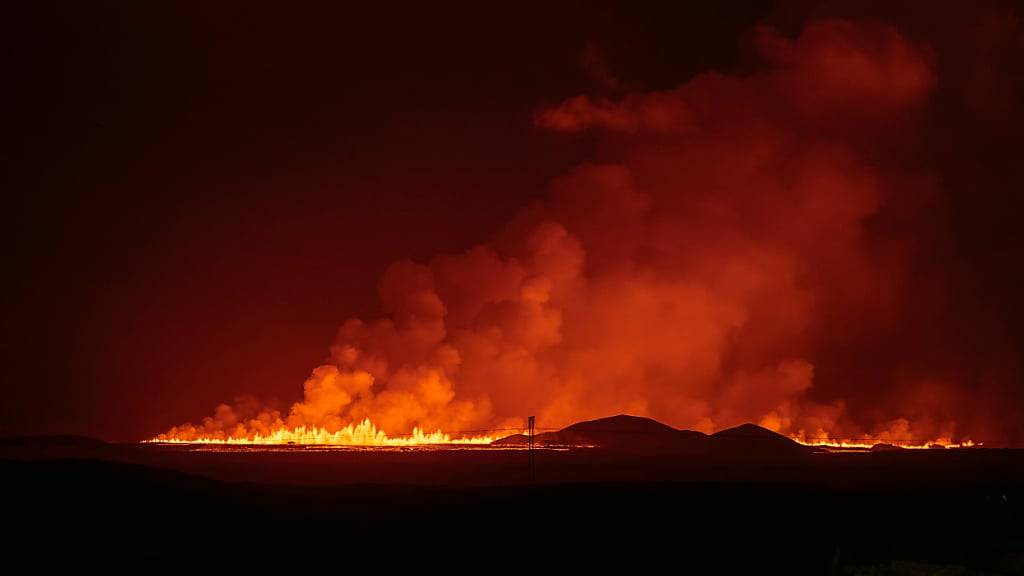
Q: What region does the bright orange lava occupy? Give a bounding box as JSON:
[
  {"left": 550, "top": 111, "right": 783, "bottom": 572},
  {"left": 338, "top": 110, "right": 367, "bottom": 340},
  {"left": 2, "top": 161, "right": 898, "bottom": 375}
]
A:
[
  {"left": 789, "top": 435, "right": 977, "bottom": 450},
  {"left": 146, "top": 417, "right": 979, "bottom": 450},
  {"left": 145, "top": 418, "right": 499, "bottom": 446}
]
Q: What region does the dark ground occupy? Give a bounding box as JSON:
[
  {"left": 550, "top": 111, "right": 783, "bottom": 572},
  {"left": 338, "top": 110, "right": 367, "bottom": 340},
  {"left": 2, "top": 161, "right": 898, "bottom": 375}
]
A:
[{"left": 1, "top": 438, "right": 1022, "bottom": 573}]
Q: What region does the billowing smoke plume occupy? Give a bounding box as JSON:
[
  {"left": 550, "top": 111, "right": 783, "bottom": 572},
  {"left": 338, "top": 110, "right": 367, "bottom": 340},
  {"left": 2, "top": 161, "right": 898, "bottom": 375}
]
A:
[{"left": 161, "top": 18, "right": 1022, "bottom": 445}]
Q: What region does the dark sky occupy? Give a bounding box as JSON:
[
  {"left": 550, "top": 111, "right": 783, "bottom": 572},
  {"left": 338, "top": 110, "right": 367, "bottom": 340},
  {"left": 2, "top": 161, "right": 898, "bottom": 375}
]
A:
[{"left": 7, "top": 1, "right": 1023, "bottom": 442}]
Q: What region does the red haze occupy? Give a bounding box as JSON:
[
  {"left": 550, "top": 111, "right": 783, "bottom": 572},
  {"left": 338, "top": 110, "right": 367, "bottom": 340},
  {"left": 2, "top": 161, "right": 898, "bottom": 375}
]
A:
[{"left": 158, "top": 18, "right": 1021, "bottom": 446}]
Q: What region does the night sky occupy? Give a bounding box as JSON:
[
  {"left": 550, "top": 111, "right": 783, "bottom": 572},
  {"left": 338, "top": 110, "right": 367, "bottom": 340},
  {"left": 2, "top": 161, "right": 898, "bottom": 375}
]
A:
[{"left": 7, "top": 1, "right": 1023, "bottom": 443}]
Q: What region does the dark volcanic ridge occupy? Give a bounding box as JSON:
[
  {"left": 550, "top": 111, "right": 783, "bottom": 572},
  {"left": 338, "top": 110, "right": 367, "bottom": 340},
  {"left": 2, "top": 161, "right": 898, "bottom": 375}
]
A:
[
  {"left": 0, "top": 415, "right": 841, "bottom": 454},
  {"left": 2, "top": 414, "right": 1019, "bottom": 489},
  {"left": 5, "top": 415, "right": 979, "bottom": 455},
  {"left": 493, "top": 414, "right": 808, "bottom": 455},
  {"left": 0, "top": 434, "right": 110, "bottom": 449}
]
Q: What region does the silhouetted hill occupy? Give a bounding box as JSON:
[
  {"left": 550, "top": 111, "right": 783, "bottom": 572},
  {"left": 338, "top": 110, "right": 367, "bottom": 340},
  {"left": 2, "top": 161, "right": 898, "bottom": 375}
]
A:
[
  {"left": 709, "top": 423, "right": 807, "bottom": 457},
  {"left": 561, "top": 414, "right": 680, "bottom": 435},
  {"left": 494, "top": 416, "right": 812, "bottom": 458},
  {"left": 0, "top": 434, "right": 108, "bottom": 447},
  {"left": 558, "top": 414, "right": 708, "bottom": 451},
  {"left": 491, "top": 432, "right": 562, "bottom": 445},
  {"left": 711, "top": 423, "right": 789, "bottom": 440},
  {"left": 0, "top": 434, "right": 116, "bottom": 461},
  {"left": 871, "top": 443, "right": 904, "bottom": 452},
  {"left": 494, "top": 414, "right": 707, "bottom": 451}
]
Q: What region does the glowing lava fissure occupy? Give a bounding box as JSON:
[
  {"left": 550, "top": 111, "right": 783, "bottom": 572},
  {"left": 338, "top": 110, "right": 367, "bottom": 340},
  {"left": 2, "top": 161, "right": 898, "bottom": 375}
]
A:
[
  {"left": 790, "top": 437, "right": 977, "bottom": 451},
  {"left": 145, "top": 415, "right": 976, "bottom": 450},
  {"left": 146, "top": 419, "right": 501, "bottom": 446}
]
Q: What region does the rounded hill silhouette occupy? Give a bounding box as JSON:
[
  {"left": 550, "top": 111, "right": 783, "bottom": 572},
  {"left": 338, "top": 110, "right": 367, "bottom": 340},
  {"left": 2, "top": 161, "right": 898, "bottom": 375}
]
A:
[{"left": 494, "top": 415, "right": 808, "bottom": 459}]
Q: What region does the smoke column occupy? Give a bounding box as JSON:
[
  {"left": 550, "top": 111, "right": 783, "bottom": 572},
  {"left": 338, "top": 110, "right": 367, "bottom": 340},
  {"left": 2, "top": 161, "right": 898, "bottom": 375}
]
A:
[{"left": 159, "top": 18, "right": 1022, "bottom": 446}]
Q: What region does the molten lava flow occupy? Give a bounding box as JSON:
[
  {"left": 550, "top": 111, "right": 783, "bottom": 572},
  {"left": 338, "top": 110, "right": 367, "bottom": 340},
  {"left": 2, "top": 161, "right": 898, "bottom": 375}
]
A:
[
  {"left": 788, "top": 433, "right": 977, "bottom": 450},
  {"left": 146, "top": 418, "right": 498, "bottom": 446}
]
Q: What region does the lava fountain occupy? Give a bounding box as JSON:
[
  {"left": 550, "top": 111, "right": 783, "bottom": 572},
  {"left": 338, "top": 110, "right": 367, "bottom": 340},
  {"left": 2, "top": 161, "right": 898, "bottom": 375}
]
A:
[{"left": 146, "top": 418, "right": 499, "bottom": 446}]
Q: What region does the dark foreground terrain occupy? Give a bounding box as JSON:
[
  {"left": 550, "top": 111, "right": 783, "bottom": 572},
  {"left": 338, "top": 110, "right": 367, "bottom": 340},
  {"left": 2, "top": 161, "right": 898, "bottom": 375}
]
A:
[{"left": 2, "top": 422, "right": 1022, "bottom": 573}]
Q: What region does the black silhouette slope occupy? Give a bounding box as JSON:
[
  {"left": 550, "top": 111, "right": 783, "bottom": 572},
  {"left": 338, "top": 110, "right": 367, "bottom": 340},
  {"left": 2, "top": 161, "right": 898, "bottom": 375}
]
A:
[
  {"left": 710, "top": 423, "right": 808, "bottom": 457},
  {"left": 0, "top": 434, "right": 108, "bottom": 448},
  {"left": 558, "top": 414, "right": 706, "bottom": 450},
  {"left": 0, "top": 434, "right": 115, "bottom": 459},
  {"left": 494, "top": 416, "right": 811, "bottom": 458},
  {"left": 494, "top": 414, "right": 707, "bottom": 451}
]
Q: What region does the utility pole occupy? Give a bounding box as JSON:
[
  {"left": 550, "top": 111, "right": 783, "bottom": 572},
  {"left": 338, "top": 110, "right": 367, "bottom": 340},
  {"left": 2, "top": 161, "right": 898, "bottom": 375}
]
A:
[{"left": 528, "top": 415, "right": 535, "bottom": 483}]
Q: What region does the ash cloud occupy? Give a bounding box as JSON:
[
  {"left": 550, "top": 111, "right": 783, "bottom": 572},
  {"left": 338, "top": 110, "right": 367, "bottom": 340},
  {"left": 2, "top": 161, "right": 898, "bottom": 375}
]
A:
[{"left": 164, "top": 16, "right": 1024, "bottom": 445}]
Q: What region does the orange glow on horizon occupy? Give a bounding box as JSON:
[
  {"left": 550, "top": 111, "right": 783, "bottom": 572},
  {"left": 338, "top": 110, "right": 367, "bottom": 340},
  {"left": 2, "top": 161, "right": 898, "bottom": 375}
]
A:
[
  {"left": 146, "top": 416, "right": 979, "bottom": 450},
  {"left": 789, "top": 435, "right": 977, "bottom": 451},
  {"left": 145, "top": 418, "right": 500, "bottom": 446}
]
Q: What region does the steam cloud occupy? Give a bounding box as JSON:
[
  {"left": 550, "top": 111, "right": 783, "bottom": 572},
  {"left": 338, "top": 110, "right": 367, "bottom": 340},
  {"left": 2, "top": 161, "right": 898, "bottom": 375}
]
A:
[{"left": 161, "top": 18, "right": 1021, "bottom": 445}]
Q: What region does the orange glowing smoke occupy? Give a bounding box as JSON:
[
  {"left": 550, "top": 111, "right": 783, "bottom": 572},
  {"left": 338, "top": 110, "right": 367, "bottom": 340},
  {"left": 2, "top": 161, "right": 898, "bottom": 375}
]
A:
[
  {"left": 780, "top": 417, "right": 977, "bottom": 450},
  {"left": 151, "top": 19, "right": 993, "bottom": 448},
  {"left": 149, "top": 366, "right": 513, "bottom": 445}
]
